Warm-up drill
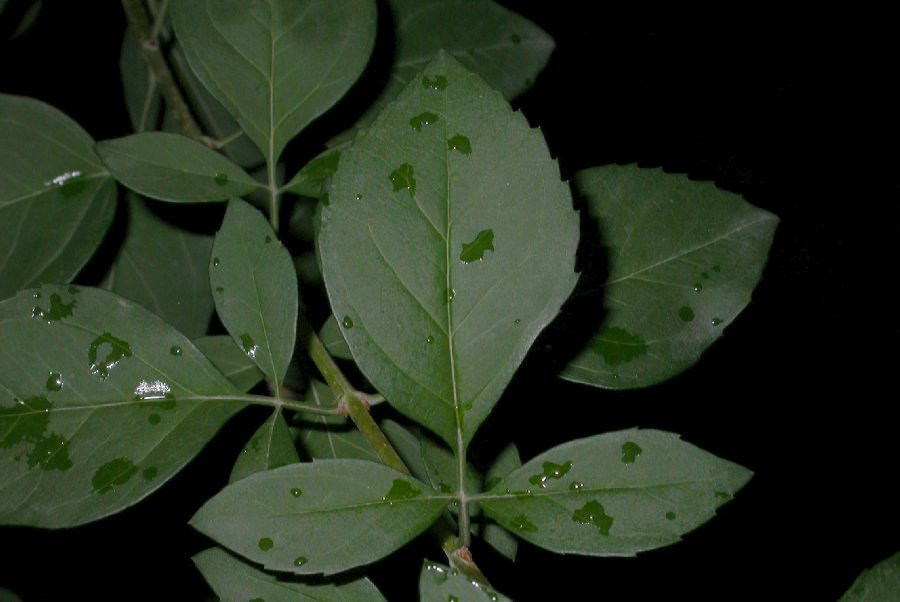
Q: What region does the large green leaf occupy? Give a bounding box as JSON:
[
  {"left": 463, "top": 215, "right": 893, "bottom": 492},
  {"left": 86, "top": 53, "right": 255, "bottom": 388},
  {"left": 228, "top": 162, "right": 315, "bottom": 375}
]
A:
[
  {"left": 294, "top": 380, "right": 379, "bottom": 463},
  {"left": 482, "top": 442, "right": 521, "bottom": 560},
  {"left": 104, "top": 194, "right": 214, "bottom": 339},
  {"left": 476, "top": 429, "right": 751, "bottom": 556},
  {"left": 840, "top": 552, "right": 900, "bottom": 602},
  {"left": 194, "top": 547, "right": 387, "bottom": 602},
  {"left": 120, "top": 26, "right": 161, "bottom": 132},
  {"left": 190, "top": 459, "right": 448, "bottom": 575},
  {"left": 331, "top": 0, "right": 554, "bottom": 145},
  {"left": 193, "top": 335, "right": 264, "bottom": 392},
  {"left": 96, "top": 133, "right": 261, "bottom": 203},
  {"left": 229, "top": 410, "right": 298, "bottom": 483},
  {"left": 561, "top": 165, "right": 779, "bottom": 389},
  {"left": 210, "top": 198, "right": 298, "bottom": 388},
  {"left": 318, "top": 55, "right": 579, "bottom": 448},
  {"left": 0, "top": 95, "right": 116, "bottom": 300},
  {"left": 0, "top": 285, "right": 244, "bottom": 527},
  {"left": 172, "top": 0, "right": 377, "bottom": 162},
  {"left": 419, "top": 561, "right": 511, "bottom": 602}
]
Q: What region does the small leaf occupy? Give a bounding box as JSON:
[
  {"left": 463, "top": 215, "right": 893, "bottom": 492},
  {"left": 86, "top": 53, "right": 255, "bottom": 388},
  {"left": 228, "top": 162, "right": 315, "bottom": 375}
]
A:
[
  {"left": 382, "top": 420, "right": 480, "bottom": 496},
  {"left": 193, "top": 335, "right": 264, "bottom": 392},
  {"left": 194, "top": 547, "right": 387, "bottom": 602},
  {"left": 0, "top": 286, "right": 243, "bottom": 527},
  {"left": 120, "top": 26, "right": 161, "bottom": 132},
  {"left": 210, "top": 199, "right": 298, "bottom": 388},
  {"left": 319, "top": 314, "right": 352, "bottom": 360},
  {"left": 294, "top": 380, "right": 379, "bottom": 463},
  {"left": 229, "top": 410, "right": 299, "bottom": 483},
  {"left": 104, "top": 194, "right": 214, "bottom": 339},
  {"left": 476, "top": 429, "right": 751, "bottom": 556},
  {"left": 561, "top": 165, "right": 779, "bottom": 389},
  {"left": 190, "top": 460, "right": 448, "bottom": 575},
  {"left": 172, "top": 0, "right": 377, "bottom": 162},
  {"left": 96, "top": 133, "right": 260, "bottom": 203},
  {"left": 0, "top": 94, "right": 116, "bottom": 300},
  {"left": 839, "top": 552, "right": 900, "bottom": 602},
  {"left": 419, "top": 561, "right": 512, "bottom": 602},
  {"left": 283, "top": 147, "right": 342, "bottom": 199},
  {"left": 482, "top": 443, "right": 522, "bottom": 560},
  {"left": 318, "top": 55, "right": 579, "bottom": 448}
]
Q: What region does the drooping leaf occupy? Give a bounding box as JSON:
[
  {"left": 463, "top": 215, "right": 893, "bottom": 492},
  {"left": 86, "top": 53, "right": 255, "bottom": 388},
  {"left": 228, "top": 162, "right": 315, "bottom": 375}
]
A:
[
  {"left": 210, "top": 198, "right": 298, "bottom": 388},
  {"left": 318, "top": 55, "right": 579, "bottom": 448},
  {"left": 194, "top": 547, "right": 387, "bottom": 602},
  {"left": 561, "top": 165, "right": 779, "bottom": 389},
  {"left": 294, "top": 380, "right": 379, "bottom": 463},
  {"left": 172, "top": 0, "right": 377, "bottom": 162},
  {"left": 476, "top": 429, "right": 751, "bottom": 557},
  {"left": 193, "top": 335, "right": 264, "bottom": 392},
  {"left": 229, "top": 410, "right": 299, "bottom": 483},
  {"left": 419, "top": 561, "right": 512, "bottom": 602},
  {"left": 96, "top": 133, "right": 261, "bottom": 203},
  {"left": 103, "top": 194, "right": 214, "bottom": 339},
  {"left": 319, "top": 314, "right": 352, "bottom": 360},
  {"left": 0, "top": 95, "right": 116, "bottom": 300},
  {"left": 331, "top": 0, "right": 554, "bottom": 145},
  {"left": 0, "top": 285, "right": 244, "bottom": 527},
  {"left": 283, "top": 147, "right": 343, "bottom": 199},
  {"left": 120, "top": 26, "right": 161, "bottom": 132},
  {"left": 190, "top": 459, "right": 448, "bottom": 575},
  {"left": 482, "top": 442, "right": 521, "bottom": 560},
  {"left": 839, "top": 552, "right": 900, "bottom": 602}
]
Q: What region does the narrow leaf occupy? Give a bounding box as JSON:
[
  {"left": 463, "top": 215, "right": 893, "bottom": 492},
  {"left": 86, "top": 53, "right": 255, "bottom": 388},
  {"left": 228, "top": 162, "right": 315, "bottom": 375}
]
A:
[
  {"left": 561, "top": 165, "right": 779, "bottom": 389},
  {"left": 120, "top": 26, "right": 161, "bottom": 132},
  {"left": 319, "top": 55, "right": 579, "bottom": 448},
  {"left": 229, "top": 410, "right": 299, "bottom": 483},
  {"left": 476, "top": 429, "right": 751, "bottom": 557},
  {"left": 0, "top": 285, "right": 244, "bottom": 527},
  {"left": 210, "top": 199, "right": 298, "bottom": 387},
  {"left": 0, "top": 95, "right": 116, "bottom": 299},
  {"left": 193, "top": 335, "right": 264, "bottom": 392},
  {"left": 172, "top": 0, "right": 377, "bottom": 162},
  {"left": 190, "top": 460, "right": 448, "bottom": 575},
  {"left": 482, "top": 443, "right": 522, "bottom": 560},
  {"left": 840, "top": 552, "right": 900, "bottom": 602},
  {"left": 419, "top": 561, "right": 512, "bottom": 602},
  {"left": 96, "top": 133, "right": 260, "bottom": 203},
  {"left": 194, "top": 547, "right": 387, "bottom": 602},
  {"left": 104, "top": 194, "right": 214, "bottom": 339},
  {"left": 295, "top": 380, "right": 379, "bottom": 463}
]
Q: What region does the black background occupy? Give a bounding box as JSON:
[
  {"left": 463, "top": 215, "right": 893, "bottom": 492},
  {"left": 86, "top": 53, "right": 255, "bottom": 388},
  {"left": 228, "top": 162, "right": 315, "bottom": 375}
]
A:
[{"left": 1, "top": 2, "right": 897, "bottom": 600}]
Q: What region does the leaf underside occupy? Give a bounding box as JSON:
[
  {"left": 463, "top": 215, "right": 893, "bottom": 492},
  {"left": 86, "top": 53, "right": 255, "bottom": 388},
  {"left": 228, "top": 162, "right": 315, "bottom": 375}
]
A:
[{"left": 419, "top": 560, "right": 512, "bottom": 602}]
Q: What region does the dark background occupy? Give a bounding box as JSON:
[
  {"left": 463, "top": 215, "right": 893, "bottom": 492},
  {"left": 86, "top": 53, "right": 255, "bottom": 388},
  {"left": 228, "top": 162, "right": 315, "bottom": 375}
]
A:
[{"left": 1, "top": 2, "right": 896, "bottom": 600}]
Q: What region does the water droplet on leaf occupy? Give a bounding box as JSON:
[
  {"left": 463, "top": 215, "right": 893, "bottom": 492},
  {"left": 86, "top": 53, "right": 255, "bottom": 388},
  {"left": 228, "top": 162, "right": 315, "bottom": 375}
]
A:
[
  {"left": 666, "top": 511, "right": 676, "bottom": 520},
  {"left": 212, "top": 257, "right": 220, "bottom": 266},
  {"left": 342, "top": 316, "right": 353, "bottom": 329},
  {"left": 459, "top": 229, "right": 494, "bottom": 263},
  {"left": 88, "top": 332, "right": 133, "bottom": 380},
  {"left": 293, "top": 556, "right": 308, "bottom": 567},
  {"left": 142, "top": 466, "right": 158, "bottom": 480},
  {"left": 148, "top": 413, "right": 161, "bottom": 425},
  {"left": 447, "top": 134, "right": 472, "bottom": 156},
  {"left": 511, "top": 514, "right": 537, "bottom": 532},
  {"left": 388, "top": 163, "right": 416, "bottom": 197},
  {"left": 410, "top": 111, "right": 439, "bottom": 132},
  {"left": 693, "top": 282, "right": 703, "bottom": 292},
  {"left": 569, "top": 481, "right": 584, "bottom": 491},
  {"left": 31, "top": 293, "right": 75, "bottom": 323},
  {"left": 92, "top": 458, "right": 138, "bottom": 494},
  {"left": 591, "top": 327, "right": 648, "bottom": 366},
  {"left": 422, "top": 74, "right": 448, "bottom": 90},
  {"left": 45, "top": 371, "right": 63, "bottom": 392},
  {"left": 426, "top": 335, "right": 435, "bottom": 344},
  {"left": 291, "top": 488, "right": 303, "bottom": 497},
  {"left": 571, "top": 500, "right": 613, "bottom": 535},
  {"left": 621, "top": 441, "right": 642, "bottom": 464},
  {"left": 678, "top": 306, "right": 695, "bottom": 322},
  {"left": 239, "top": 334, "right": 258, "bottom": 359},
  {"left": 169, "top": 346, "right": 182, "bottom": 356},
  {"left": 711, "top": 317, "right": 723, "bottom": 326},
  {"left": 214, "top": 173, "right": 228, "bottom": 186},
  {"left": 258, "top": 537, "right": 274, "bottom": 551},
  {"left": 511, "top": 33, "right": 522, "bottom": 44},
  {"left": 528, "top": 460, "right": 573, "bottom": 488}
]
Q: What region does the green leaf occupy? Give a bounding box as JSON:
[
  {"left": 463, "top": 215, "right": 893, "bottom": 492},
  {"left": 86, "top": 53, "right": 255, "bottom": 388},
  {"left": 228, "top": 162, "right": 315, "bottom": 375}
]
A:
[
  {"left": 332, "top": 0, "right": 554, "bottom": 145},
  {"left": 318, "top": 55, "right": 579, "bottom": 448},
  {"left": 230, "top": 410, "right": 299, "bottom": 483},
  {"left": 0, "top": 94, "right": 116, "bottom": 300},
  {"left": 103, "top": 194, "right": 214, "bottom": 339},
  {"left": 476, "top": 429, "right": 751, "bottom": 557},
  {"left": 0, "top": 285, "right": 244, "bottom": 527},
  {"left": 190, "top": 459, "right": 448, "bottom": 575},
  {"left": 0, "top": 587, "right": 22, "bottom": 602},
  {"left": 561, "top": 165, "right": 779, "bottom": 389},
  {"left": 193, "top": 335, "right": 264, "bottom": 392},
  {"left": 194, "top": 547, "right": 387, "bottom": 602},
  {"left": 840, "top": 552, "right": 900, "bottom": 602},
  {"left": 319, "top": 314, "right": 352, "bottom": 361},
  {"left": 482, "top": 443, "right": 521, "bottom": 560},
  {"left": 210, "top": 198, "right": 298, "bottom": 388},
  {"left": 172, "top": 0, "right": 377, "bottom": 162},
  {"left": 419, "top": 561, "right": 512, "bottom": 602},
  {"left": 294, "top": 380, "right": 379, "bottom": 463},
  {"left": 283, "top": 147, "right": 342, "bottom": 199},
  {"left": 120, "top": 26, "right": 161, "bottom": 132},
  {"left": 8, "top": 0, "right": 41, "bottom": 41},
  {"left": 96, "top": 133, "right": 260, "bottom": 203}
]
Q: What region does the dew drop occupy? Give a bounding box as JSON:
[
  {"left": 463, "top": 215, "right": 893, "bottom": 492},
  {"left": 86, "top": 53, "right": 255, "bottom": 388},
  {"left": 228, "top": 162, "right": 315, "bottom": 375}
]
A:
[
  {"left": 31, "top": 293, "right": 76, "bottom": 323},
  {"left": 32, "top": 292, "right": 40, "bottom": 299},
  {"left": 293, "top": 556, "right": 308, "bottom": 567},
  {"left": 169, "top": 346, "right": 182, "bottom": 356},
  {"left": 621, "top": 441, "right": 642, "bottom": 464},
  {"left": 291, "top": 488, "right": 303, "bottom": 497},
  {"left": 142, "top": 466, "right": 158, "bottom": 480},
  {"left": 459, "top": 229, "right": 494, "bottom": 263},
  {"left": 449, "top": 596, "right": 459, "bottom": 602},
  {"left": 388, "top": 163, "right": 416, "bottom": 197},
  {"left": 701, "top": 271, "right": 710, "bottom": 279},
  {"left": 383, "top": 479, "right": 421, "bottom": 502},
  {"left": 212, "top": 257, "right": 220, "bottom": 267},
  {"left": 511, "top": 33, "right": 522, "bottom": 44},
  {"left": 426, "top": 335, "right": 435, "bottom": 344},
  {"left": 92, "top": 458, "right": 138, "bottom": 494},
  {"left": 264, "top": 235, "right": 272, "bottom": 244},
  {"left": 514, "top": 318, "right": 521, "bottom": 324},
  {"left": 528, "top": 460, "right": 572, "bottom": 488},
  {"left": 447, "top": 134, "right": 472, "bottom": 156},
  {"left": 713, "top": 265, "right": 722, "bottom": 272},
  {"left": 239, "top": 334, "right": 258, "bottom": 359},
  {"left": 711, "top": 317, "right": 723, "bottom": 326},
  {"left": 511, "top": 513, "right": 537, "bottom": 532},
  {"left": 693, "top": 282, "right": 703, "bottom": 292},
  {"left": 569, "top": 481, "right": 584, "bottom": 491},
  {"left": 678, "top": 306, "right": 695, "bottom": 322},
  {"left": 422, "top": 74, "right": 448, "bottom": 90},
  {"left": 666, "top": 511, "right": 676, "bottom": 520},
  {"left": 88, "top": 332, "right": 133, "bottom": 380},
  {"left": 410, "top": 111, "right": 439, "bottom": 132},
  {"left": 214, "top": 173, "right": 228, "bottom": 186},
  {"left": 258, "top": 537, "right": 274, "bottom": 551},
  {"left": 45, "top": 372, "right": 63, "bottom": 392},
  {"left": 342, "top": 315, "right": 353, "bottom": 329},
  {"left": 148, "top": 413, "right": 161, "bottom": 425},
  {"left": 215, "top": 286, "right": 224, "bottom": 294},
  {"left": 571, "top": 500, "right": 613, "bottom": 536},
  {"left": 355, "top": 193, "right": 363, "bottom": 201}
]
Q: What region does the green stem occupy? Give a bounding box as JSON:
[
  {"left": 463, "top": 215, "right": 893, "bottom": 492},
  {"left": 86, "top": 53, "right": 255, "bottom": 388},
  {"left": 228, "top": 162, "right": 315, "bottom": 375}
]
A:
[
  {"left": 148, "top": 0, "right": 168, "bottom": 41},
  {"left": 268, "top": 159, "right": 281, "bottom": 233}
]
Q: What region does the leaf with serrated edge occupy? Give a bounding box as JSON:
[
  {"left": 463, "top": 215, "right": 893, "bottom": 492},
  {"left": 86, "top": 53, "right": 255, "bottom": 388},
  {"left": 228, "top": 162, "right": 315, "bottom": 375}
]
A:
[
  {"left": 295, "top": 380, "right": 379, "bottom": 463},
  {"left": 104, "top": 194, "right": 214, "bottom": 339},
  {"left": 96, "top": 133, "right": 261, "bottom": 203},
  {"left": 190, "top": 459, "right": 448, "bottom": 575},
  {"left": 0, "top": 95, "right": 116, "bottom": 300},
  {"left": 229, "top": 410, "right": 298, "bottom": 483},
  {"left": 0, "top": 285, "right": 244, "bottom": 527},
  {"left": 172, "top": 0, "right": 376, "bottom": 162},
  {"left": 419, "top": 561, "right": 512, "bottom": 602},
  {"left": 193, "top": 335, "right": 264, "bottom": 392},
  {"left": 194, "top": 547, "right": 387, "bottom": 602},
  {"left": 839, "top": 552, "right": 900, "bottom": 602},
  {"left": 210, "top": 198, "right": 298, "bottom": 388},
  {"left": 476, "top": 428, "right": 751, "bottom": 556},
  {"left": 561, "top": 165, "right": 778, "bottom": 389},
  {"left": 319, "top": 55, "right": 579, "bottom": 449},
  {"left": 482, "top": 442, "right": 521, "bottom": 560}
]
